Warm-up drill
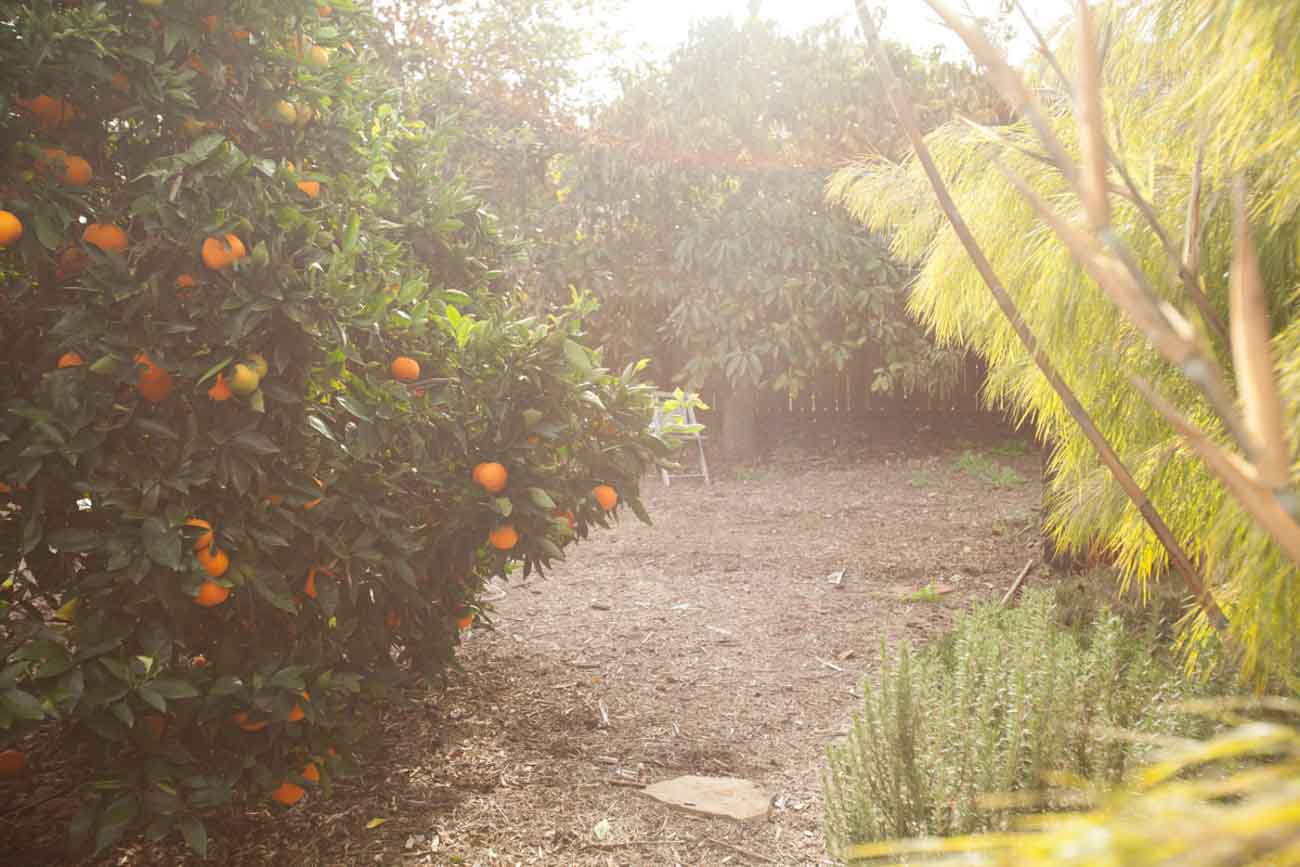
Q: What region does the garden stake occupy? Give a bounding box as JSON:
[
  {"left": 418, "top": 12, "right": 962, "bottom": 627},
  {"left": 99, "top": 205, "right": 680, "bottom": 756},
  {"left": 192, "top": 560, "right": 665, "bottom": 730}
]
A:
[{"left": 850, "top": 0, "right": 1229, "bottom": 634}]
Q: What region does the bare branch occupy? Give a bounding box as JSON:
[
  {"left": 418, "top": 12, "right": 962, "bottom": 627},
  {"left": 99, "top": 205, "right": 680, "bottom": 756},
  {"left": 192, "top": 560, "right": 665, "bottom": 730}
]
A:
[
  {"left": 1074, "top": 0, "right": 1110, "bottom": 229},
  {"left": 1230, "top": 180, "right": 1293, "bottom": 489}
]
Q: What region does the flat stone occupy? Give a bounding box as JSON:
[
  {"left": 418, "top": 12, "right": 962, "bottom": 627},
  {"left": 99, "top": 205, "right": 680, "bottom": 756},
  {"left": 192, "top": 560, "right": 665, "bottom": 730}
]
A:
[{"left": 640, "top": 775, "right": 771, "bottom": 822}]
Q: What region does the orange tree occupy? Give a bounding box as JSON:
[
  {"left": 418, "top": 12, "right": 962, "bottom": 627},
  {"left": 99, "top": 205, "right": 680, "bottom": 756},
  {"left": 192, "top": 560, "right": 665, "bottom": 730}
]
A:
[{"left": 0, "top": 0, "right": 665, "bottom": 856}]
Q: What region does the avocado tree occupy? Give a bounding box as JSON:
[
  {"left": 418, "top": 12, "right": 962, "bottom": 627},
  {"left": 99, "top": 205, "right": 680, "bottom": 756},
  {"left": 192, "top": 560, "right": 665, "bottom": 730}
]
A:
[
  {"left": 0, "top": 0, "right": 665, "bottom": 857},
  {"left": 527, "top": 14, "right": 996, "bottom": 457}
]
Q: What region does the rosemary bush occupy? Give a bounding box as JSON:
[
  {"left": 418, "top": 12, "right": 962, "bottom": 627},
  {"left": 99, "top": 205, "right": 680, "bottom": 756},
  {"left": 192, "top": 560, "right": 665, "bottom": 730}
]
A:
[{"left": 823, "top": 591, "right": 1201, "bottom": 856}]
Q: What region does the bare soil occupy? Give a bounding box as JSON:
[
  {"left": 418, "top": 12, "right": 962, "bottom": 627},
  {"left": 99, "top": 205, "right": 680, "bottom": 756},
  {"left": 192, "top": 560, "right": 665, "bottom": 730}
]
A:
[{"left": 1, "top": 418, "right": 1044, "bottom": 866}]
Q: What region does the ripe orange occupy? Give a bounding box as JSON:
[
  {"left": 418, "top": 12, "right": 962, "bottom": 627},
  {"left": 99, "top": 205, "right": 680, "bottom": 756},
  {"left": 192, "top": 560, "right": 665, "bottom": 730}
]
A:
[
  {"left": 175, "top": 273, "right": 197, "bottom": 289},
  {"left": 552, "top": 509, "right": 576, "bottom": 530},
  {"left": 201, "top": 233, "right": 246, "bottom": 270},
  {"left": 296, "top": 180, "right": 321, "bottom": 198},
  {"left": 0, "top": 749, "right": 27, "bottom": 779},
  {"left": 190, "top": 654, "right": 208, "bottom": 668},
  {"left": 207, "top": 372, "right": 233, "bottom": 401},
  {"left": 194, "top": 579, "right": 230, "bottom": 607},
  {"left": 457, "top": 613, "right": 475, "bottom": 630},
  {"left": 83, "top": 223, "right": 128, "bottom": 254},
  {"left": 303, "top": 564, "right": 330, "bottom": 599},
  {"left": 488, "top": 524, "right": 518, "bottom": 551},
  {"left": 302, "top": 761, "right": 321, "bottom": 783},
  {"left": 135, "top": 353, "right": 174, "bottom": 402},
  {"left": 231, "top": 28, "right": 251, "bottom": 41},
  {"left": 186, "top": 518, "right": 214, "bottom": 552},
  {"left": 303, "top": 478, "right": 325, "bottom": 510},
  {"left": 317, "top": 5, "right": 333, "bottom": 16},
  {"left": 473, "top": 462, "right": 508, "bottom": 494},
  {"left": 202, "top": 14, "right": 220, "bottom": 32},
  {"left": 57, "top": 352, "right": 84, "bottom": 368},
  {"left": 36, "top": 149, "right": 91, "bottom": 185},
  {"left": 140, "top": 714, "right": 167, "bottom": 741},
  {"left": 287, "top": 691, "right": 309, "bottom": 722},
  {"left": 0, "top": 211, "right": 23, "bottom": 248},
  {"left": 271, "top": 780, "right": 304, "bottom": 806},
  {"left": 593, "top": 485, "right": 618, "bottom": 512},
  {"left": 196, "top": 546, "right": 230, "bottom": 578},
  {"left": 17, "top": 95, "right": 77, "bottom": 128},
  {"left": 390, "top": 355, "right": 420, "bottom": 382},
  {"left": 231, "top": 711, "right": 270, "bottom": 732}
]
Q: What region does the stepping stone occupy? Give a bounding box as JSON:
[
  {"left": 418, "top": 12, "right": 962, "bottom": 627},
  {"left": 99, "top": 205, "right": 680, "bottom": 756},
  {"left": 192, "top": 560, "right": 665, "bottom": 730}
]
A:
[{"left": 640, "top": 775, "right": 770, "bottom": 822}]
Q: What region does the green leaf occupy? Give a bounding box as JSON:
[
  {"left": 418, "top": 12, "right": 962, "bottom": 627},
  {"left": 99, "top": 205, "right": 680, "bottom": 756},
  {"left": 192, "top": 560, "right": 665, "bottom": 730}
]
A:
[
  {"left": 563, "top": 339, "right": 594, "bottom": 374},
  {"left": 69, "top": 802, "right": 98, "bottom": 851},
  {"left": 1, "top": 687, "right": 46, "bottom": 721},
  {"left": 183, "top": 133, "right": 226, "bottom": 165},
  {"left": 95, "top": 794, "right": 139, "bottom": 854},
  {"left": 306, "top": 415, "right": 337, "bottom": 441},
  {"left": 149, "top": 678, "right": 200, "bottom": 700},
  {"left": 178, "top": 815, "right": 208, "bottom": 858},
  {"left": 492, "top": 497, "right": 513, "bottom": 517},
  {"left": 132, "top": 417, "right": 180, "bottom": 440},
  {"left": 137, "top": 686, "right": 166, "bottom": 713},
  {"left": 336, "top": 394, "right": 371, "bottom": 421},
  {"left": 527, "top": 488, "right": 556, "bottom": 510},
  {"left": 231, "top": 430, "right": 280, "bottom": 455},
  {"left": 142, "top": 516, "right": 182, "bottom": 569}
]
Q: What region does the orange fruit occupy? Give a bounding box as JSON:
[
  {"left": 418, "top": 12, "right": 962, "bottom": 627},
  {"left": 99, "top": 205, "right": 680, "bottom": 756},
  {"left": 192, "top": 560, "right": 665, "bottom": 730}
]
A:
[
  {"left": 271, "top": 780, "right": 304, "bottom": 806},
  {"left": 390, "top": 356, "right": 420, "bottom": 382},
  {"left": 57, "top": 352, "right": 84, "bottom": 369},
  {"left": 526, "top": 434, "right": 540, "bottom": 446},
  {"left": 231, "top": 711, "right": 270, "bottom": 732},
  {"left": 0, "top": 211, "right": 24, "bottom": 248},
  {"left": 302, "top": 761, "right": 321, "bottom": 782},
  {"left": 135, "top": 353, "right": 174, "bottom": 402},
  {"left": 473, "top": 462, "right": 508, "bottom": 494},
  {"left": 287, "top": 691, "right": 309, "bottom": 722},
  {"left": 207, "top": 372, "right": 233, "bottom": 401},
  {"left": 488, "top": 524, "right": 518, "bottom": 551},
  {"left": 194, "top": 579, "right": 230, "bottom": 607},
  {"left": 83, "top": 223, "right": 128, "bottom": 254},
  {"left": 201, "top": 233, "right": 246, "bottom": 270},
  {"left": 190, "top": 654, "right": 208, "bottom": 668},
  {"left": 303, "top": 564, "right": 328, "bottom": 599},
  {"left": 231, "top": 28, "right": 251, "bottom": 41},
  {"left": 17, "top": 95, "right": 77, "bottom": 128},
  {"left": 110, "top": 71, "right": 129, "bottom": 92},
  {"left": 175, "top": 273, "right": 197, "bottom": 289},
  {"left": 140, "top": 714, "right": 167, "bottom": 740},
  {"left": 195, "top": 546, "right": 229, "bottom": 578},
  {"left": 0, "top": 749, "right": 27, "bottom": 779},
  {"left": 56, "top": 246, "right": 88, "bottom": 278},
  {"left": 296, "top": 180, "right": 321, "bottom": 198},
  {"left": 202, "top": 14, "right": 220, "bottom": 32},
  {"left": 186, "top": 518, "right": 214, "bottom": 552},
  {"left": 385, "top": 609, "right": 401, "bottom": 631},
  {"left": 593, "top": 485, "right": 618, "bottom": 512},
  {"left": 552, "top": 509, "right": 576, "bottom": 530},
  {"left": 303, "top": 478, "right": 325, "bottom": 510},
  {"left": 58, "top": 155, "right": 92, "bottom": 186},
  {"left": 317, "top": 5, "right": 333, "bottom": 16},
  {"left": 457, "top": 613, "right": 475, "bottom": 630}
]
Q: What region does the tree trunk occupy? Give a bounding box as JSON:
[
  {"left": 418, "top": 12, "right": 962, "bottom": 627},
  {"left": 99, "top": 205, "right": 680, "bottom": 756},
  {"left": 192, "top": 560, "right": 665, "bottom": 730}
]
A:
[{"left": 722, "top": 379, "right": 760, "bottom": 460}]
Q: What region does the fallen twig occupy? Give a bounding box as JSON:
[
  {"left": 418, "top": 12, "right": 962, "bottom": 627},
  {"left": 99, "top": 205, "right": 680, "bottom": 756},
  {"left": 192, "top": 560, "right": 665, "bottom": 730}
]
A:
[
  {"left": 1001, "top": 559, "right": 1036, "bottom": 607},
  {"left": 705, "top": 837, "right": 780, "bottom": 864},
  {"left": 815, "top": 656, "right": 844, "bottom": 672}
]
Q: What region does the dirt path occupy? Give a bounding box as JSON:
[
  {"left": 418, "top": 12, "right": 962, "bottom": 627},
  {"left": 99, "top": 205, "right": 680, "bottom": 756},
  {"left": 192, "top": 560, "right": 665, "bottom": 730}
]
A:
[{"left": 4, "top": 422, "right": 1043, "bottom": 866}]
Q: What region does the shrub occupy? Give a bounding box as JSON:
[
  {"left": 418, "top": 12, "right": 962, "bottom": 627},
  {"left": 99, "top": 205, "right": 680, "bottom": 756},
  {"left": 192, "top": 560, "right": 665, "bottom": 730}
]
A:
[
  {"left": 822, "top": 591, "right": 1204, "bottom": 857},
  {"left": 0, "top": 0, "right": 668, "bottom": 857}
]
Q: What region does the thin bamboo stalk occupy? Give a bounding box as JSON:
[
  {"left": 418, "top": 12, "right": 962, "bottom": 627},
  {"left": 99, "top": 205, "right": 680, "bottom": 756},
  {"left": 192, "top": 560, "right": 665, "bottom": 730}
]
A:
[{"left": 850, "top": 0, "right": 1229, "bottom": 633}]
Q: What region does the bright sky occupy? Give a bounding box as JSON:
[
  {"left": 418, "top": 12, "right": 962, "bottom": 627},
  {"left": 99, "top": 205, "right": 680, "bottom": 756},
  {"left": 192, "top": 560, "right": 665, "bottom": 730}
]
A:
[{"left": 607, "top": 0, "right": 1074, "bottom": 65}]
